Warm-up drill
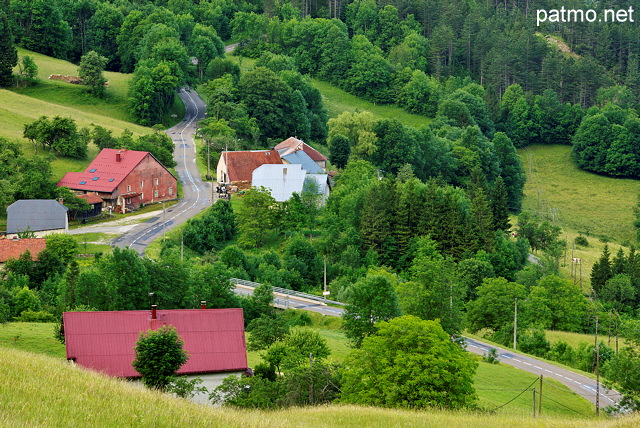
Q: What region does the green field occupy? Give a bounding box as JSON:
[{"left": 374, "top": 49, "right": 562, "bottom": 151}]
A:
[
  {"left": 519, "top": 145, "right": 640, "bottom": 289},
  {"left": 0, "top": 319, "right": 600, "bottom": 419},
  {"left": 5, "top": 345, "right": 634, "bottom": 428}
]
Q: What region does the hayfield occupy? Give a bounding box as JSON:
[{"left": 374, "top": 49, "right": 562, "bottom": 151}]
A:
[
  {"left": 2, "top": 346, "right": 631, "bottom": 427},
  {"left": 519, "top": 145, "right": 640, "bottom": 290}
]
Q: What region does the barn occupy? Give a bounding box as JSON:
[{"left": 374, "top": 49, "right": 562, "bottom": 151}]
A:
[{"left": 57, "top": 148, "right": 177, "bottom": 213}]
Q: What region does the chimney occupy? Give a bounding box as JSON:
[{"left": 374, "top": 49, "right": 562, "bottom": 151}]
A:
[
  {"left": 200, "top": 301, "right": 207, "bottom": 309},
  {"left": 151, "top": 304, "right": 157, "bottom": 320},
  {"left": 116, "top": 151, "right": 121, "bottom": 162}
]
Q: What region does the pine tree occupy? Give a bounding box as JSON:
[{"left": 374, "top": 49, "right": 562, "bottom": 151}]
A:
[
  {"left": 591, "top": 245, "right": 613, "bottom": 294},
  {"left": 0, "top": 11, "right": 18, "bottom": 87},
  {"left": 490, "top": 176, "right": 511, "bottom": 231}
]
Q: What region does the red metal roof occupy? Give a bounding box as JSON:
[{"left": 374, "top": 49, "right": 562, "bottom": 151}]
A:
[
  {"left": 0, "top": 238, "right": 47, "bottom": 262},
  {"left": 222, "top": 150, "right": 282, "bottom": 182},
  {"left": 274, "top": 137, "right": 327, "bottom": 163},
  {"left": 57, "top": 149, "right": 151, "bottom": 193},
  {"left": 63, "top": 308, "right": 247, "bottom": 378},
  {"left": 76, "top": 193, "right": 103, "bottom": 205}
]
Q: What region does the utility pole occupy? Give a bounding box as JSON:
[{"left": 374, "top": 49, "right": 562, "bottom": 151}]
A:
[
  {"left": 162, "top": 201, "right": 166, "bottom": 241},
  {"left": 595, "top": 314, "right": 600, "bottom": 416},
  {"left": 323, "top": 255, "right": 327, "bottom": 299},
  {"left": 539, "top": 375, "right": 543, "bottom": 416},
  {"left": 514, "top": 298, "right": 518, "bottom": 350},
  {"left": 309, "top": 353, "right": 314, "bottom": 406},
  {"left": 181, "top": 229, "right": 184, "bottom": 262}
]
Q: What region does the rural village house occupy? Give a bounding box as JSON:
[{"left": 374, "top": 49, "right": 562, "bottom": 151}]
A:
[
  {"left": 6, "top": 200, "right": 69, "bottom": 236},
  {"left": 63, "top": 307, "right": 248, "bottom": 404},
  {"left": 57, "top": 148, "right": 177, "bottom": 213},
  {"left": 0, "top": 237, "right": 47, "bottom": 270},
  {"left": 217, "top": 137, "right": 330, "bottom": 202}
]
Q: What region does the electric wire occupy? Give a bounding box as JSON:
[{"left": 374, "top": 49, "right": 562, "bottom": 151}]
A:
[{"left": 489, "top": 377, "right": 540, "bottom": 412}]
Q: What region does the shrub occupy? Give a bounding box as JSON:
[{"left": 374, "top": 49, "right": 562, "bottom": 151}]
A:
[
  {"left": 14, "top": 310, "right": 54, "bottom": 323},
  {"left": 574, "top": 236, "right": 589, "bottom": 247},
  {"left": 132, "top": 325, "right": 189, "bottom": 390}
]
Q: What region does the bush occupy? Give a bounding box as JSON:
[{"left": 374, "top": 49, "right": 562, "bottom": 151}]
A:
[
  {"left": 132, "top": 325, "right": 189, "bottom": 390},
  {"left": 574, "top": 236, "right": 589, "bottom": 247},
  {"left": 482, "top": 348, "right": 500, "bottom": 364},
  {"left": 14, "top": 310, "right": 55, "bottom": 323}
]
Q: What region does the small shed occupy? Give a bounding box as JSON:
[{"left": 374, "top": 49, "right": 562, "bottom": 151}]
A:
[
  {"left": 7, "top": 200, "right": 69, "bottom": 237},
  {"left": 73, "top": 193, "right": 103, "bottom": 220}
]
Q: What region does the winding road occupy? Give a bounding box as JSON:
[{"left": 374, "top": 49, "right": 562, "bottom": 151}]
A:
[
  {"left": 109, "top": 88, "right": 210, "bottom": 254},
  {"left": 235, "top": 281, "right": 622, "bottom": 411},
  {"left": 69, "top": 82, "right": 623, "bottom": 412}
]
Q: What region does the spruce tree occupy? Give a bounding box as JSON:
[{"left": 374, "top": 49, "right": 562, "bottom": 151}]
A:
[
  {"left": 0, "top": 11, "right": 18, "bottom": 87},
  {"left": 591, "top": 245, "right": 613, "bottom": 294},
  {"left": 490, "top": 176, "right": 511, "bottom": 231}
]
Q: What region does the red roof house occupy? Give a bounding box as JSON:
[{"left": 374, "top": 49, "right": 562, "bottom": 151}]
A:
[
  {"left": 57, "top": 148, "right": 177, "bottom": 212},
  {"left": 0, "top": 238, "right": 47, "bottom": 266},
  {"left": 274, "top": 137, "right": 327, "bottom": 170},
  {"left": 216, "top": 150, "right": 282, "bottom": 186},
  {"left": 63, "top": 308, "right": 247, "bottom": 378}
]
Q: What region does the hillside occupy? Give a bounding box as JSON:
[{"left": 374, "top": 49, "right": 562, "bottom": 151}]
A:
[{"left": 2, "top": 346, "right": 635, "bottom": 427}]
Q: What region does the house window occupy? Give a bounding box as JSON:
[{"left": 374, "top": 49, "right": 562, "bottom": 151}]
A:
[
  {"left": 154, "top": 178, "right": 159, "bottom": 186},
  {"left": 126, "top": 198, "right": 131, "bottom": 204},
  {"left": 140, "top": 193, "right": 143, "bottom": 200},
  {"left": 168, "top": 187, "right": 173, "bottom": 196},
  {"left": 154, "top": 190, "right": 158, "bottom": 198},
  {"left": 127, "top": 185, "right": 131, "bottom": 192},
  {"left": 140, "top": 180, "right": 144, "bottom": 188}
]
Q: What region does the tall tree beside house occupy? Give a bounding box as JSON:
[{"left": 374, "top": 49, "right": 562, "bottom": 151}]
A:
[
  {"left": 78, "top": 50, "right": 108, "bottom": 97},
  {"left": 0, "top": 10, "right": 17, "bottom": 87},
  {"left": 328, "top": 134, "right": 350, "bottom": 169},
  {"left": 236, "top": 187, "right": 278, "bottom": 249}
]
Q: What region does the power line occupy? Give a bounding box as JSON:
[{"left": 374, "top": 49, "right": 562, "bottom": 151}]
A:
[
  {"left": 542, "top": 394, "right": 590, "bottom": 417},
  {"left": 490, "top": 377, "right": 540, "bottom": 412}
]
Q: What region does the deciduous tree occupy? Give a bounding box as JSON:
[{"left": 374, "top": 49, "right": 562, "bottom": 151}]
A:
[{"left": 132, "top": 325, "right": 188, "bottom": 391}]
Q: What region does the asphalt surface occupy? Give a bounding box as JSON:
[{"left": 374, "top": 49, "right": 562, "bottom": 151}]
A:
[
  {"left": 236, "top": 284, "right": 621, "bottom": 411},
  {"left": 110, "top": 88, "right": 211, "bottom": 254}
]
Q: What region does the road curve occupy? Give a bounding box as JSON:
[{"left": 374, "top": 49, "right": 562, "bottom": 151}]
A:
[
  {"left": 235, "top": 284, "right": 621, "bottom": 410},
  {"left": 110, "top": 88, "right": 211, "bottom": 255}
]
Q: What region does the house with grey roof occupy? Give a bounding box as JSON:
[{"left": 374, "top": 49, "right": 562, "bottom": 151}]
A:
[
  {"left": 7, "top": 200, "right": 69, "bottom": 237},
  {"left": 278, "top": 149, "right": 325, "bottom": 174}
]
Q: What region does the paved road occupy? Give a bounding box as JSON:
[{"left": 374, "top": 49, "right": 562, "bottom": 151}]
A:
[
  {"left": 235, "top": 284, "right": 621, "bottom": 410},
  {"left": 110, "top": 88, "right": 211, "bottom": 254}
]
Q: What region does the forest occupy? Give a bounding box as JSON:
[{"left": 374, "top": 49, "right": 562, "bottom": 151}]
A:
[{"left": 2, "top": 0, "right": 640, "bottom": 413}]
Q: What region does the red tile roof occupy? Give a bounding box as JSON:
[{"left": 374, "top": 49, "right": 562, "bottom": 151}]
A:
[
  {"left": 76, "top": 193, "right": 103, "bottom": 205},
  {"left": 57, "top": 149, "right": 153, "bottom": 193},
  {"left": 274, "top": 137, "right": 327, "bottom": 162},
  {"left": 63, "top": 308, "right": 247, "bottom": 378},
  {"left": 0, "top": 238, "right": 47, "bottom": 262},
  {"left": 222, "top": 150, "right": 282, "bottom": 182}
]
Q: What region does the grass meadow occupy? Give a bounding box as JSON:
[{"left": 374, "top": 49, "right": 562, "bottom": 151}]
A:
[
  {"left": 519, "top": 145, "right": 640, "bottom": 290},
  {"left": 1, "top": 318, "right": 601, "bottom": 419},
  {"left": 2, "top": 345, "right": 632, "bottom": 426}
]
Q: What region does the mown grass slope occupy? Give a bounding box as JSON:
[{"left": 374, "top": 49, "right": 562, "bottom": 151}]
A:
[
  {"left": 3, "top": 347, "right": 634, "bottom": 427},
  {"left": 519, "top": 145, "right": 640, "bottom": 290}
]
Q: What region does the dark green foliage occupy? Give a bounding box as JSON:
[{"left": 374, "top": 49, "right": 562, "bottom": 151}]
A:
[
  {"left": 183, "top": 200, "right": 235, "bottom": 253},
  {"left": 206, "top": 57, "right": 240, "bottom": 82},
  {"left": 341, "top": 315, "right": 477, "bottom": 409},
  {"left": 132, "top": 325, "right": 189, "bottom": 391},
  {"left": 23, "top": 116, "right": 88, "bottom": 159},
  {"left": 591, "top": 245, "right": 613, "bottom": 294},
  {"left": 0, "top": 11, "right": 17, "bottom": 87},
  {"left": 467, "top": 277, "right": 527, "bottom": 333},
  {"left": 78, "top": 50, "right": 108, "bottom": 97},
  {"left": 574, "top": 236, "right": 589, "bottom": 247},
  {"left": 246, "top": 313, "right": 289, "bottom": 351},
  {"left": 342, "top": 274, "right": 401, "bottom": 347},
  {"left": 328, "top": 134, "right": 350, "bottom": 169}
]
